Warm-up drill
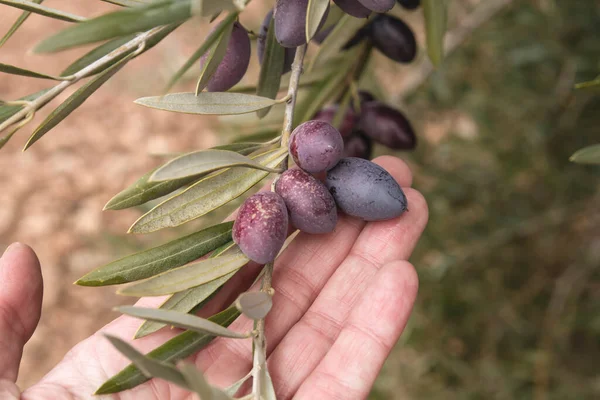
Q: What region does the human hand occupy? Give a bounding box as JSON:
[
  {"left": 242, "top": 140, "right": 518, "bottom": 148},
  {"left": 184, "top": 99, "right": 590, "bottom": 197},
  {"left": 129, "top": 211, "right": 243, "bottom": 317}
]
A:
[{"left": 0, "top": 156, "right": 427, "bottom": 400}]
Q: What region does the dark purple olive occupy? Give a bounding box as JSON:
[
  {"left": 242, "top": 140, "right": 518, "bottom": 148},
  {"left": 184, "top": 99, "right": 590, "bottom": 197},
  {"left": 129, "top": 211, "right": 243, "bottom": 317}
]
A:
[
  {"left": 343, "top": 133, "right": 372, "bottom": 159},
  {"left": 257, "top": 9, "right": 295, "bottom": 73},
  {"left": 359, "top": 101, "right": 416, "bottom": 150},
  {"left": 397, "top": 0, "right": 420, "bottom": 10},
  {"left": 325, "top": 157, "right": 408, "bottom": 221},
  {"left": 313, "top": 105, "right": 359, "bottom": 138},
  {"left": 275, "top": 0, "right": 329, "bottom": 48},
  {"left": 275, "top": 168, "right": 337, "bottom": 234},
  {"left": 371, "top": 15, "right": 417, "bottom": 63},
  {"left": 356, "top": 0, "right": 395, "bottom": 12},
  {"left": 233, "top": 192, "right": 288, "bottom": 264},
  {"left": 289, "top": 120, "right": 344, "bottom": 173},
  {"left": 201, "top": 22, "right": 251, "bottom": 92},
  {"left": 312, "top": 24, "right": 334, "bottom": 44},
  {"left": 333, "top": 0, "right": 372, "bottom": 18}
]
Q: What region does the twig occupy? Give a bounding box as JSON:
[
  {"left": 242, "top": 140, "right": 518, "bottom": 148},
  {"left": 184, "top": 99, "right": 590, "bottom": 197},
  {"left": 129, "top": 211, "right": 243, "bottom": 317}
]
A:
[
  {"left": 0, "top": 26, "right": 166, "bottom": 134},
  {"left": 251, "top": 44, "right": 307, "bottom": 400}
]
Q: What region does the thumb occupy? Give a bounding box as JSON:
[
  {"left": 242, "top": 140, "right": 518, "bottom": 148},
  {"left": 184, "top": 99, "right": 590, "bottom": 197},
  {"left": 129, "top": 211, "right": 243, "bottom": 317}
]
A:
[{"left": 0, "top": 243, "right": 43, "bottom": 382}]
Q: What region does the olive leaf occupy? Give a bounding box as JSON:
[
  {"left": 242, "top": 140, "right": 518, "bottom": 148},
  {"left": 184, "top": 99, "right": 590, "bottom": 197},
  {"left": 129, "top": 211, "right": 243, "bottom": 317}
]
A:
[
  {"left": 24, "top": 52, "right": 135, "bottom": 150},
  {"left": 96, "top": 307, "right": 240, "bottom": 394},
  {"left": 34, "top": 0, "right": 191, "bottom": 53},
  {"left": 262, "top": 368, "right": 277, "bottom": 400},
  {"left": 0, "top": 62, "right": 62, "bottom": 80},
  {"left": 76, "top": 222, "right": 233, "bottom": 286},
  {"left": 128, "top": 148, "right": 287, "bottom": 233},
  {"left": 0, "top": 0, "right": 85, "bottom": 22},
  {"left": 0, "top": 89, "right": 48, "bottom": 124},
  {"left": 305, "top": 0, "right": 330, "bottom": 42},
  {"left": 235, "top": 292, "right": 273, "bottom": 320},
  {"left": 223, "top": 371, "right": 252, "bottom": 396},
  {"left": 165, "top": 12, "right": 239, "bottom": 92},
  {"left": 100, "top": 0, "right": 153, "bottom": 6},
  {"left": 135, "top": 92, "right": 279, "bottom": 116},
  {"left": 118, "top": 306, "right": 248, "bottom": 338},
  {"left": 179, "top": 363, "right": 234, "bottom": 400},
  {"left": 195, "top": 19, "right": 235, "bottom": 94},
  {"left": 256, "top": 14, "right": 285, "bottom": 118},
  {"left": 118, "top": 253, "right": 249, "bottom": 297},
  {"left": 191, "top": 0, "right": 237, "bottom": 17},
  {"left": 104, "top": 335, "right": 189, "bottom": 389},
  {"left": 423, "top": 0, "right": 448, "bottom": 66},
  {"left": 574, "top": 76, "right": 600, "bottom": 90},
  {"left": 570, "top": 144, "right": 600, "bottom": 165},
  {"left": 0, "top": 0, "right": 43, "bottom": 48},
  {"left": 150, "top": 149, "right": 282, "bottom": 182},
  {"left": 134, "top": 243, "right": 239, "bottom": 338}
]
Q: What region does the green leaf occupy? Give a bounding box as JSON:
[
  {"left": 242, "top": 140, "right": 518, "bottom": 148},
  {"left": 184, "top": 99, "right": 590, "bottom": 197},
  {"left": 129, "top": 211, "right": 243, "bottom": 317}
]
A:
[
  {"left": 76, "top": 222, "right": 233, "bottom": 286},
  {"left": 574, "top": 76, "right": 600, "bottom": 90},
  {"left": 179, "top": 363, "right": 234, "bottom": 400},
  {"left": 60, "top": 35, "right": 135, "bottom": 76},
  {"left": 212, "top": 141, "right": 274, "bottom": 155},
  {"left": 0, "top": 0, "right": 84, "bottom": 22},
  {"left": 150, "top": 149, "right": 281, "bottom": 182},
  {"left": 118, "top": 306, "right": 248, "bottom": 338},
  {"left": 129, "top": 148, "right": 286, "bottom": 233},
  {"left": 256, "top": 15, "right": 285, "bottom": 118},
  {"left": 231, "top": 130, "right": 279, "bottom": 143},
  {"left": 306, "top": 0, "right": 329, "bottom": 42},
  {"left": 96, "top": 306, "right": 240, "bottom": 394},
  {"left": 235, "top": 292, "right": 273, "bottom": 320},
  {"left": 423, "top": 0, "right": 447, "bottom": 66},
  {"left": 104, "top": 335, "right": 189, "bottom": 389},
  {"left": 135, "top": 92, "right": 279, "bottom": 116},
  {"left": 0, "top": 62, "right": 62, "bottom": 80},
  {"left": 0, "top": 89, "right": 48, "bottom": 124},
  {"left": 308, "top": 13, "right": 368, "bottom": 72},
  {"left": 223, "top": 371, "right": 251, "bottom": 396},
  {"left": 569, "top": 144, "right": 600, "bottom": 165},
  {"left": 118, "top": 253, "right": 249, "bottom": 297},
  {"left": 0, "top": 0, "right": 43, "bottom": 48},
  {"left": 195, "top": 19, "right": 234, "bottom": 94},
  {"left": 165, "top": 12, "right": 238, "bottom": 92},
  {"left": 34, "top": 0, "right": 191, "bottom": 53},
  {"left": 191, "top": 0, "right": 237, "bottom": 17},
  {"left": 24, "top": 52, "right": 134, "bottom": 150},
  {"left": 101, "top": 0, "right": 152, "bottom": 6}
]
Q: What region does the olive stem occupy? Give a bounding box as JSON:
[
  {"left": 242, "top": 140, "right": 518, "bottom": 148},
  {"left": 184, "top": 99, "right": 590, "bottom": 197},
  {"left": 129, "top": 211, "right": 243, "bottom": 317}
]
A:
[{"left": 280, "top": 44, "right": 308, "bottom": 149}]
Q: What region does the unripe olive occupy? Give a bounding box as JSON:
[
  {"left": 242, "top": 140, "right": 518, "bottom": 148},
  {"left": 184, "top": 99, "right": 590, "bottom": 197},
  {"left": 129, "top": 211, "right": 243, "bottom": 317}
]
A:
[
  {"left": 257, "top": 9, "right": 295, "bottom": 73},
  {"left": 201, "top": 22, "right": 251, "bottom": 92},
  {"left": 359, "top": 101, "right": 416, "bottom": 150},
  {"left": 313, "top": 105, "right": 358, "bottom": 138},
  {"left": 274, "top": 0, "right": 329, "bottom": 48},
  {"left": 371, "top": 15, "right": 417, "bottom": 63},
  {"left": 326, "top": 157, "right": 408, "bottom": 221},
  {"left": 275, "top": 168, "right": 337, "bottom": 234},
  {"left": 343, "top": 133, "right": 372, "bottom": 159},
  {"left": 333, "top": 0, "right": 372, "bottom": 18},
  {"left": 289, "top": 120, "right": 344, "bottom": 173},
  {"left": 233, "top": 192, "right": 289, "bottom": 264},
  {"left": 356, "top": 0, "right": 395, "bottom": 12},
  {"left": 397, "top": 0, "right": 420, "bottom": 10}
]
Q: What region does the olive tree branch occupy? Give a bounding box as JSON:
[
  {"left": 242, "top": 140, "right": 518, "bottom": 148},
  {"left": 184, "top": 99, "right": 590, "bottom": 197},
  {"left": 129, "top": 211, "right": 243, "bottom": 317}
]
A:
[
  {"left": 251, "top": 43, "right": 307, "bottom": 400},
  {"left": 0, "top": 25, "right": 165, "bottom": 135}
]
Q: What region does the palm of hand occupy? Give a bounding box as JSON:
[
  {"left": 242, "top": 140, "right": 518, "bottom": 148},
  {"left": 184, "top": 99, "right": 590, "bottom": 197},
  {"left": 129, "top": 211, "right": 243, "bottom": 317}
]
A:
[{"left": 0, "top": 156, "right": 427, "bottom": 400}]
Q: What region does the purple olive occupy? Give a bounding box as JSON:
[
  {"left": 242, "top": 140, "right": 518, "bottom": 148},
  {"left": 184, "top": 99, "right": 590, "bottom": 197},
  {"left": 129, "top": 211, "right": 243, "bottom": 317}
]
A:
[
  {"left": 359, "top": 101, "right": 416, "bottom": 150},
  {"left": 274, "top": 0, "right": 329, "bottom": 48},
  {"left": 325, "top": 157, "right": 408, "bottom": 221},
  {"left": 275, "top": 168, "right": 337, "bottom": 234},
  {"left": 289, "top": 120, "right": 344, "bottom": 173},
  {"left": 257, "top": 9, "right": 295, "bottom": 73},
  {"left": 333, "top": 0, "right": 372, "bottom": 18},
  {"left": 233, "top": 192, "right": 288, "bottom": 264},
  {"left": 371, "top": 15, "right": 417, "bottom": 63},
  {"left": 201, "top": 22, "right": 251, "bottom": 92},
  {"left": 356, "top": 0, "right": 395, "bottom": 12},
  {"left": 343, "top": 133, "right": 372, "bottom": 159},
  {"left": 313, "top": 105, "right": 359, "bottom": 138}
]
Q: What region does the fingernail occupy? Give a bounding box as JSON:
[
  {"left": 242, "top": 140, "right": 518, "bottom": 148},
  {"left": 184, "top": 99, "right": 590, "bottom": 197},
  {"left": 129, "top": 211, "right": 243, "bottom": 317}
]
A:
[{"left": 2, "top": 242, "right": 23, "bottom": 258}]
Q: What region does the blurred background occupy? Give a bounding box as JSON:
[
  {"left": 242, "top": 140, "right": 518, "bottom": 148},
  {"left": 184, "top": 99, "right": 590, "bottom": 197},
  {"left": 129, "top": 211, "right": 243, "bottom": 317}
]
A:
[{"left": 0, "top": 0, "right": 598, "bottom": 398}]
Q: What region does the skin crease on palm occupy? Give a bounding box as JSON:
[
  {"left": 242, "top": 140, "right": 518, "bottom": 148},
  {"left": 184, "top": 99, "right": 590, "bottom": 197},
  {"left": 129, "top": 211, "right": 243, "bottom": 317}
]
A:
[{"left": 0, "top": 156, "right": 428, "bottom": 400}]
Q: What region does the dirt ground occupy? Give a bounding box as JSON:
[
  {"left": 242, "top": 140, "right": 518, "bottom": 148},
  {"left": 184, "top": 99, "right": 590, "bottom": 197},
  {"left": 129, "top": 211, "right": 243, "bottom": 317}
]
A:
[{"left": 0, "top": 1, "right": 228, "bottom": 388}]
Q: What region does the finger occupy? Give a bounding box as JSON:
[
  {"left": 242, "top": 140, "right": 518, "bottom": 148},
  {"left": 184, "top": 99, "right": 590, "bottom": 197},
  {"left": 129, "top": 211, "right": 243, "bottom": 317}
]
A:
[
  {"left": 196, "top": 156, "right": 414, "bottom": 386},
  {"left": 0, "top": 243, "right": 43, "bottom": 381},
  {"left": 266, "top": 189, "right": 427, "bottom": 398},
  {"left": 294, "top": 260, "right": 418, "bottom": 400}
]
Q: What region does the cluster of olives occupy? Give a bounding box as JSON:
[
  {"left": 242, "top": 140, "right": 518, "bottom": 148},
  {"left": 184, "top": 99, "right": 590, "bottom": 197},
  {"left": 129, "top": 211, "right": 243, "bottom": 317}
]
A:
[
  {"left": 201, "top": 0, "right": 420, "bottom": 93},
  {"left": 232, "top": 120, "right": 408, "bottom": 264}
]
